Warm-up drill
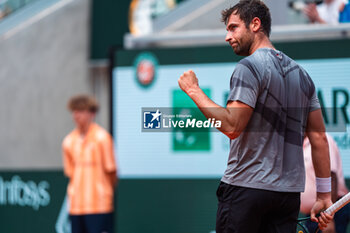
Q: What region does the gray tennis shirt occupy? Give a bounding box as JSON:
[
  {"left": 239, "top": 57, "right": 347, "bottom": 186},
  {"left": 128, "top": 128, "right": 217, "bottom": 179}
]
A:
[{"left": 222, "top": 48, "right": 320, "bottom": 193}]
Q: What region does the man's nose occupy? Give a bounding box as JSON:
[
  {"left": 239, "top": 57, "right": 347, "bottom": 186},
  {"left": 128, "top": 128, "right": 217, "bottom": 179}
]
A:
[
  {"left": 225, "top": 32, "right": 231, "bottom": 42},
  {"left": 73, "top": 111, "right": 80, "bottom": 118}
]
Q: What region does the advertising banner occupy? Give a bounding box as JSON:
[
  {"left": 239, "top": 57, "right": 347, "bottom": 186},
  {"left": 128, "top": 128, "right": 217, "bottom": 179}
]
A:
[{"left": 113, "top": 49, "right": 350, "bottom": 178}]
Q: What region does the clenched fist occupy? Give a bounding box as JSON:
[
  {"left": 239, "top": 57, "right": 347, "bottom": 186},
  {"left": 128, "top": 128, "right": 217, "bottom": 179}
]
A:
[{"left": 178, "top": 70, "right": 199, "bottom": 95}]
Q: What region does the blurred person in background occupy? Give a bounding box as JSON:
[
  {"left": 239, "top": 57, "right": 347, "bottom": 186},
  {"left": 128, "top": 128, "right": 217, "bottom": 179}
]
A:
[
  {"left": 339, "top": 2, "right": 350, "bottom": 22},
  {"left": 301, "top": 134, "right": 350, "bottom": 233},
  {"left": 0, "top": 0, "right": 11, "bottom": 20},
  {"left": 304, "top": 0, "right": 348, "bottom": 25},
  {"left": 62, "top": 95, "right": 117, "bottom": 233}
]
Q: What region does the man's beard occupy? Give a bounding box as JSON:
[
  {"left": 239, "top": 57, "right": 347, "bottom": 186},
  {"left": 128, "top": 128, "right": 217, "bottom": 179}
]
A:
[{"left": 233, "top": 35, "right": 252, "bottom": 56}]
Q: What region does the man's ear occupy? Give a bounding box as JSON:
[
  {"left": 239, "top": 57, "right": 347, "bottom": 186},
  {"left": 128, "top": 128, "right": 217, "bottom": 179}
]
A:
[{"left": 250, "top": 17, "right": 261, "bottom": 33}]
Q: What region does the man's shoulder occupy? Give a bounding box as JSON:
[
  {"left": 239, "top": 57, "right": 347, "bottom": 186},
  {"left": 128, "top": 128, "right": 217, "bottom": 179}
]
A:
[
  {"left": 237, "top": 49, "right": 274, "bottom": 69},
  {"left": 234, "top": 52, "right": 265, "bottom": 80},
  {"left": 62, "top": 130, "right": 76, "bottom": 147},
  {"left": 92, "top": 123, "right": 112, "bottom": 141}
]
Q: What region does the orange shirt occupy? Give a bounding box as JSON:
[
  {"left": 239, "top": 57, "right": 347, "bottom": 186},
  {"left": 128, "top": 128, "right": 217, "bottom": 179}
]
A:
[{"left": 62, "top": 123, "right": 117, "bottom": 215}]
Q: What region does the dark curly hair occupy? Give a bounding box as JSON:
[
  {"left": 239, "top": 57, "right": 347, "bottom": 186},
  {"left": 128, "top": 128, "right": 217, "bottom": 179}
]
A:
[{"left": 221, "top": 0, "right": 271, "bottom": 37}]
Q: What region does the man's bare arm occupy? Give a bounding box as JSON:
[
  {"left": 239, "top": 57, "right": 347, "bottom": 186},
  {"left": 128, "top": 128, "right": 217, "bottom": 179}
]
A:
[
  {"left": 306, "top": 109, "right": 333, "bottom": 230},
  {"left": 178, "top": 70, "right": 253, "bottom": 139}
]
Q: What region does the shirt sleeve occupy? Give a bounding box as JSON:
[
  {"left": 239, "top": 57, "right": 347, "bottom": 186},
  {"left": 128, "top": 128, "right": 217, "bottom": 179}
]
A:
[
  {"left": 227, "top": 59, "right": 260, "bottom": 108},
  {"left": 62, "top": 141, "right": 73, "bottom": 178},
  {"left": 100, "top": 133, "right": 117, "bottom": 173},
  {"left": 309, "top": 88, "right": 321, "bottom": 112},
  {"left": 301, "top": 68, "right": 320, "bottom": 112}
]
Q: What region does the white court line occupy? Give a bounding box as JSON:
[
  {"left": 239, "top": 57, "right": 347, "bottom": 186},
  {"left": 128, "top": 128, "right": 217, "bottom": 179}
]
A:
[{"left": 0, "top": 0, "right": 75, "bottom": 41}]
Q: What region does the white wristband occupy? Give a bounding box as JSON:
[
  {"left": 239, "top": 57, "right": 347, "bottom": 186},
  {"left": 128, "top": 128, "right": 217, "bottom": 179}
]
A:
[{"left": 316, "top": 177, "right": 331, "bottom": 193}]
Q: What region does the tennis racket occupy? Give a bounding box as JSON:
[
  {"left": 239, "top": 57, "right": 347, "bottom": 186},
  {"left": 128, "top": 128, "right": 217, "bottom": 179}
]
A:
[{"left": 297, "top": 192, "right": 350, "bottom": 233}]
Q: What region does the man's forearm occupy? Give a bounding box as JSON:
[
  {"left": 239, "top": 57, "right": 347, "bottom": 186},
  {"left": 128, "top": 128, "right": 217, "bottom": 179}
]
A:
[
  {"left": 310, "top": 132, "right": 331, "bottom": 178},
  {"left": 187, "top": 87, "right": 250, "bottom": 139}
]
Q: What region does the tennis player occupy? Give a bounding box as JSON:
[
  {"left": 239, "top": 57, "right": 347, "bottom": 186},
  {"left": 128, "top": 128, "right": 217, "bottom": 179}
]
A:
[{"left": 178, "top": 0, "right": 333, "bottom": 232}]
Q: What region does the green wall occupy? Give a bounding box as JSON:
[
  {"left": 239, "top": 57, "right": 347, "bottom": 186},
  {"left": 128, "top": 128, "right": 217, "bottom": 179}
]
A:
[
  {"left": 0, "top": 171, "right": 67, "bottom": 233},
  {"left": 114, "top": 39, "right": 350, "bottom": 67},
  {"left": 0, "top": 171, "right": 219, "bottom": 233},
  {"left": 90, "top": 0, "right": 130, "bottom": 59},
  {"left": 116, "top": 178, "right": 219, "bottom": 233},
  {"left": 1, "top": 171, "right": 350, "bottom": 233}
]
